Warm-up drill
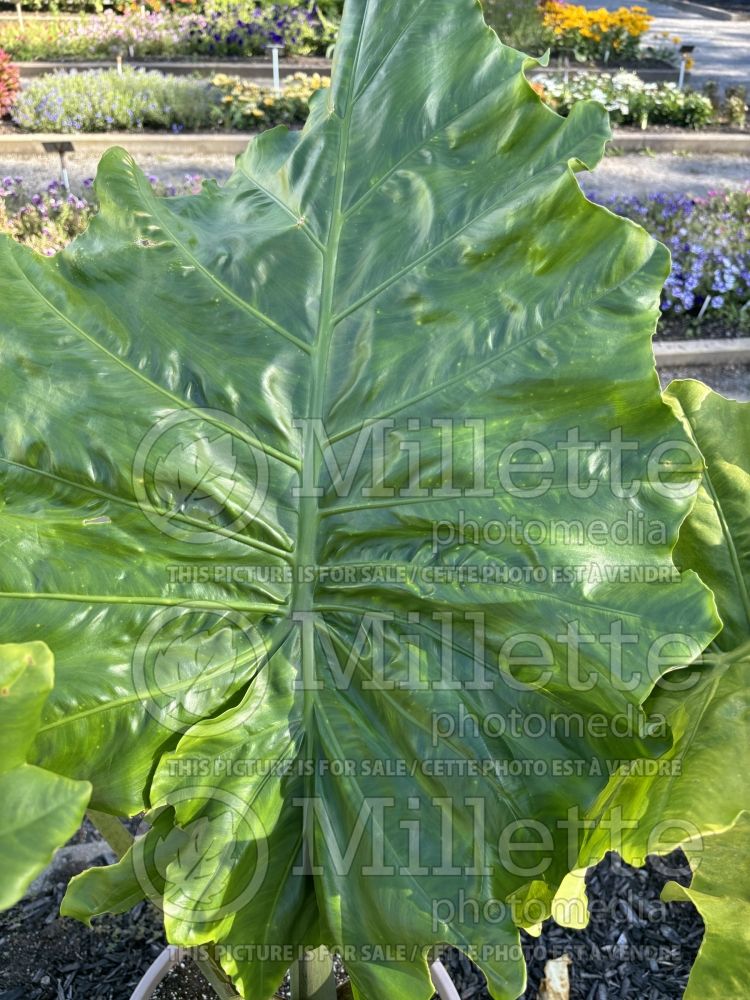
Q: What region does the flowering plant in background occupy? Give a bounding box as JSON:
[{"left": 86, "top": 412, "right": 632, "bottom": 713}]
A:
[
  {"left": 0, "top": 176, "right": 93, "bottom": 253},
  {"left": 0, "top": 174, "right": 203, "bottom": 253},
  {"left": 212, "top": 70, "right": 329, "bottom": 128},
  {"left": 589, "top": 189, "right": 750, "bottom": 337},
  {"left": 539, "top": 71, "right": 714, "bottom": 129},
  {"left": 0, "top": 4, "right": 335, "bottom": 61},
  {"left": 3, "top": 175, "right": 746, "bottom": 342},
  {"left": 0, "top": 49, "right": 20, "bottom": 117},
  {"left": 11, "top": 67, "right": 331, "bottom": 132},
  {"left": 542, "top": 1, "right": 654, "bottom": 63},
  {"left": 11, "top": 67, "right": 219, "bottom": 132}
]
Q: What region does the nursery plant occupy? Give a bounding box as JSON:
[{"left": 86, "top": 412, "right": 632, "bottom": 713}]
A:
[
  {"left": 538, "top": 71, "right": 715, "bottom": 130},
  {"left": 541, "top": 1, "right": 653, "bottom": 64},
  {"left": 589, "top": 189, "right": 750, "bottom": 337},
  {"left": 0, "top": 48, "right": 20, "bottom": 117},
  {"left": 0, "top": 1, "right": 746, "bottom": 1000},
  {"left": 0, "top": 5, "right": 335, "bottom": 61},
  {"left": 12, "top": 67, "right": 221, "bottom": 132}
]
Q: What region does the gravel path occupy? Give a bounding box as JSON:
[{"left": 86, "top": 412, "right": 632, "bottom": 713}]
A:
[
  {"left": 0, "top": 151, "right": 237, "bottom": 192},
  {"left": 1, "top": 149, "right": 749, "bottom": 200},
  {"left": 582, "top": 151, "right": 750, "bottom": 198}
]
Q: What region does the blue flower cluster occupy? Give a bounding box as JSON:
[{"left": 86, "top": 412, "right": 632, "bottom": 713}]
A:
[
  {"left": 588, "top": 189, "right": 750, "bottom": 336},
  {"left": 185, "top": 4, "right": 333, "bottom": 57}
]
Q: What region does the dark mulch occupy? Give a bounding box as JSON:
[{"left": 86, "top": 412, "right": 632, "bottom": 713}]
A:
[
  {"left": 0, "top": 841, "right": 703, "bottom": 1000},
  {"left": 438, "top": 850, "right": 704, "bottom": 1000}
]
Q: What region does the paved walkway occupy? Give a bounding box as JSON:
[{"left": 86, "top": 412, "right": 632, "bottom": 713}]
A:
[{"left": 578, "top": 0, "right": 750, "bottom": 84}]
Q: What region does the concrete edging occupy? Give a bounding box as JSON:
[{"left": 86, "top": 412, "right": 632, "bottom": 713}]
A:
[
  {"left": 610, "top": 130, "right": 750, "bottom": 152},
  {"left": 16, "top": 59, "right": 328, "bottom": 81},
  {"left": 653, "top": 337, "right": 750, "bottom": 366}
]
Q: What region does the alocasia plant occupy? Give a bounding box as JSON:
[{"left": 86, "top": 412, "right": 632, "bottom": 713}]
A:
[
  {"left": 0, "top": 0, "right": 725, "bottom": 997},
  {"left": 0, "top": 641, "right": 90, "bottom": 911},
  {"left": 558, "top": 381, "right": 749, "bottom": 998}
]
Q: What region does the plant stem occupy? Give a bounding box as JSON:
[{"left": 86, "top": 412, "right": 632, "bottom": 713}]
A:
[
  {"left": 290, "top": 948, "right": 337, "bottom": 1000},
  {"left": 86, "top": 808, "right": 134, "bottom": 860}
]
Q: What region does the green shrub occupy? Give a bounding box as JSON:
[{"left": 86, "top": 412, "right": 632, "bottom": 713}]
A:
[
  {"left": 11, "top": 67, "right": 219, "bottom": 132},
  {"left": 211, "top": 70, "right": 329, "bottom": 129}
]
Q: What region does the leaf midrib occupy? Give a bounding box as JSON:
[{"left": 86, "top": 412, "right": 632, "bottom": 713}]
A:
[{"left": 290, "top": 0, "right": 371, "bottom": 902}]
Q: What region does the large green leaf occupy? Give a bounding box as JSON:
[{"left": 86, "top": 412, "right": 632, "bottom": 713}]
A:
[
  {"left": 662, "top": 813, "right": 750, "bottom": 1000},
  {"left": 0, "top": 641, "right": 91, "bottom": 910},
  {"left": 0, "top": 1, "right": 720, "bottom": 996},
  {"left": 667, "top": 380, "right": 750, "bottom": 651},
  {"left": 557, "top": 382, "right": 748, "bottom": 996}
]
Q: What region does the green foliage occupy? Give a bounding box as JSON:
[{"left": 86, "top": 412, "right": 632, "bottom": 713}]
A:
[
  {"left": 663, "top": 814, "right": 750, "bottom": 1000},
  {"left": 211, "top": 70, "right": 330, "bottom": 129},
  {"left": 481, "top": 0, "right": 547, "bottom": 55},
  {"left": 539, "top": 71, "right": 715, "bottom": 129},
  {"left": 12, "top": 67, "right": 220, "bottom": 132},
  {"left": 560, "top": 380, "right": 749, "bottom": 999},
  {"left": 0, "top": 48, "right": 19, "bottom": 117},
  {"left": 0, "top": 1, "right": 735, "bottom": 997},
  {"left": 0, "top": 642, "right": 91, "bottom": 911},
  {"left": 724, "top": 84, "right": 747, "bottom": 129}
]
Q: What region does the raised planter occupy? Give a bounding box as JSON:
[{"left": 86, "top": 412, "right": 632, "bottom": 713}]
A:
[{"left": 15, "top": 57, "right": 330, "bottom": 81}]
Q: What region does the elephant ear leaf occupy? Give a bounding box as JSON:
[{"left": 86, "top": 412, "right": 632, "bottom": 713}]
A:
[
  {"left": 0, "top": 642, "right": 91, "bottom": 911},
  {"left": 0, "top": 0, "right": 720, "bottom": 997},
  {"left": 662, "top": 812, "right": 750, "bottom": 1000},
  {"left": 665, "top": 379, "right": 750, "bottom": 652},
  {"left": 558, "top": 382, "right": 749, "bottom": 1000}
]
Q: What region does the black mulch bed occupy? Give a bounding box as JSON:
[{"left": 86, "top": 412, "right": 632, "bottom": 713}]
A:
[
  {"left": 0, "top": 841, "right": 703, "bottom": 1000},
  {"left": 439, "top": 850, "right": 704, "bottom": 1000}
]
